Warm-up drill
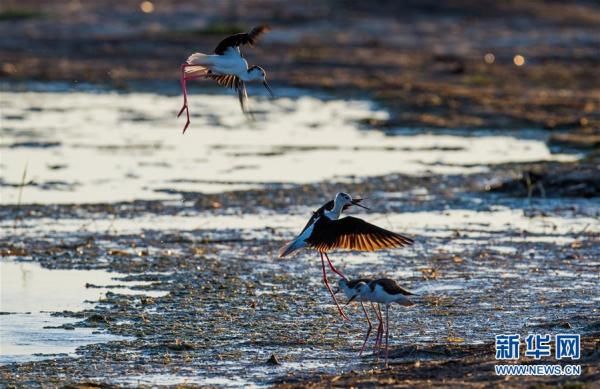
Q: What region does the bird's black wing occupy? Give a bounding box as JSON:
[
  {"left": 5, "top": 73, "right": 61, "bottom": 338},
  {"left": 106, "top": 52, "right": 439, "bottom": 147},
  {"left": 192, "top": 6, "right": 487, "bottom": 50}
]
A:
[
  {"left": 206, "top": 74, "right": 239, "bottom": 89},
  {"left": 372, "top": 278, "right": 414, "bottom": 296},
  {"left": 306, "top": 216, "right": 414, "bottom": 252},
  {"left": 298, "top": 200, "right": 334, "bottom": 235},
  {"left": 237, "top": 79, "right": 247, "bottom": 113},
  {"left": 214, "top": 25, "right": 270, "bottom": 55},
  {"left": 297, "top": 198, "right": 366, "bottom": 236},
  {"left": 346, "top": 278, "right": 372, "bottom": 288},
  {"left": 203, "top": 74, "right": 250, "bottom": 115},
  {"left": 236, "top": 79, "right": 252, "bottom": 117}
]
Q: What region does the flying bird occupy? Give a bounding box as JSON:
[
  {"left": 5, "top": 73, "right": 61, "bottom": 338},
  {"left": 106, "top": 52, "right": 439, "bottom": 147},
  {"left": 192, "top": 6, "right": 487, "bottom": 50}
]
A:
[
  {"left": 278, "top": 193, "right": 413, "bottom": 319},
  {"left": 178, "top": 25, "right": 274, "bottom": 133}
]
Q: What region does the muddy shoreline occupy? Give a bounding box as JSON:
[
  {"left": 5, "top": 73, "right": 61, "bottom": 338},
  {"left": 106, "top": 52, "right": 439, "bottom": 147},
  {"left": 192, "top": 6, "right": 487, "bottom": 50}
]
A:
[
  {"left": 1, "top": 0, "right": 599, "bottom": 387},
  {"left": 2, "top": 162, "right": 599, "bottom": 386},
  {"left": 274, "top": 338, "right": 600, "bottom": 388}
]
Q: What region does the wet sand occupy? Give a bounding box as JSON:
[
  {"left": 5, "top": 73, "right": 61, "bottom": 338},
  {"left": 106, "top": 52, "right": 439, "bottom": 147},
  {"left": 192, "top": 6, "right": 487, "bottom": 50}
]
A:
[
  {"left": 1, "top": 90, "right": 599, "bottom": 385},
  {"left": 275, "top": 338, "right": 600, "bottom": 388},
  {"left": 1, "top": 178, "right": 599, "bottom": 386}
]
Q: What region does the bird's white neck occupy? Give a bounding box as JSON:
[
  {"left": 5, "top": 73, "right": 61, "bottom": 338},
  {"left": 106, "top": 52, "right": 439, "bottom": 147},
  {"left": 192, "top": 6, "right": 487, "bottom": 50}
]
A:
[{"left": 324, "top": 199, "right": 344, "bottom": 220}]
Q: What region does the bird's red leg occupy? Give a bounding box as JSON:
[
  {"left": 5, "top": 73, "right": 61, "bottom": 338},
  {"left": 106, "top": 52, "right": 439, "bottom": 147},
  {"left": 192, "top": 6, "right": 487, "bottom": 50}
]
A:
[
  {"left": 178, "top": 64, "right": 201, "bottom": 133},
  {"left": 374, "top": 303, "right": 384, "bottom": 358},
  {"left": 323, "top": 252, "right": 348, "bottom": 280},
  {"left": 178, "top": 64, "right": 191, "bottom": 133},
  {"left": 320, "top": 252, "right": 348, "bottom": 320},
  {"left": 178, "top": 64, "right": 190, "bottom": 116},
  {"left": 359, "top": 301, "right": 372, "bottom": 356},
  {"left": 385, "top": 304, "right": 390, "bottom": 367}
]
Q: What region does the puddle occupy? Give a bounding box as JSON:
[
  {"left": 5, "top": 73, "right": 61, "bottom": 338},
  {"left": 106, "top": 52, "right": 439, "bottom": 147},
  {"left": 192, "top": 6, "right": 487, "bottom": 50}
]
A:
[
  {"left": 0, "top": 88, "right": 576, "bottom": 204},
  {"left": 0, "top": 314, "right": 123, "bottom": 364},
  {"left": 0, "top": 261, "right": 165, "bottom": 364},
  {"left": 116, "top": 373, "right": 261, "bottom": 387}
]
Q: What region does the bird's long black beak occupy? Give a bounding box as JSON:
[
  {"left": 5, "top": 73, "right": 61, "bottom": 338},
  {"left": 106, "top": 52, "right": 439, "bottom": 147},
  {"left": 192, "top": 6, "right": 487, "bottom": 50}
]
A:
[
  {"left": 346, "top": 295, "right": 358, "bottom": 305},
  {"left": 333, "top": 287, "right": 340, "bottom": 295},
  {"left": 263, "top": 81, "right": 274, "bottom": 98},
  {"left": 351, "top": 198, "right": 370, "bottom": 210}
]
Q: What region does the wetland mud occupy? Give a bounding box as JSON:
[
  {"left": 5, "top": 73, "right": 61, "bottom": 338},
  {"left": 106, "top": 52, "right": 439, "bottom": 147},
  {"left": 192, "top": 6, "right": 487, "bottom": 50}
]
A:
[{"left": 1, "top": 86, "right": 599, "bottom": 387}]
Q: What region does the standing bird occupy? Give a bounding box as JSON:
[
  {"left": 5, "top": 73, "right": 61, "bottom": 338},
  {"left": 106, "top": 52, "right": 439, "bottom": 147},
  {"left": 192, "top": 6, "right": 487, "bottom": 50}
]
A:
[
  {"left": 349, "top": 279, "right": 415, "bottom": 366},
  {"left": 178, "top": 25, "right": 274, "bottom": 133},
  {"left": 336, "top": 278, "right": 383, "bottom": 356},
  {"left": 279, "top": 193, "right": 413, "bottom": 319}
]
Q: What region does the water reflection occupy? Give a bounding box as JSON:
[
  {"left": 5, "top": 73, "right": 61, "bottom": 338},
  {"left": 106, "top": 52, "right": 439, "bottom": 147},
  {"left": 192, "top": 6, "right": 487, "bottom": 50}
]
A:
[{"left": 1, "top": 89, "right": 575, "bottom": 204}]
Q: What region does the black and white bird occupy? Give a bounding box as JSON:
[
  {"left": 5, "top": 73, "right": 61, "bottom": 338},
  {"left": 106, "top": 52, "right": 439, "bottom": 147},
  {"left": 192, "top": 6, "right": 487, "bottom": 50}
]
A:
[
  {"left": 178, "top": 25, "right": 274, "bottom": 133},
  {"left": 348, "top": 278, "right": 415, "bottom": 366},
  {"left": 278, "top": 193, "right": 413, "bottom": 319},
  {"left": 336, "top": 278, "right": 382, "bottom": 356}
]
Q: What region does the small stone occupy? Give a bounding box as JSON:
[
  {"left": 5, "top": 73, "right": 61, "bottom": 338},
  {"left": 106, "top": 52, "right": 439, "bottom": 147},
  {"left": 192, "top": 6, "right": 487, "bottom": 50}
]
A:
[
  {"left": 266, "top": 354, "right": 280, "bottom": 365},
  {"left": 86, "top": 314, "right": 109, "bottom": 323},
  {"left": 165, "top": 342, "right": 194, "bottom": 351}
]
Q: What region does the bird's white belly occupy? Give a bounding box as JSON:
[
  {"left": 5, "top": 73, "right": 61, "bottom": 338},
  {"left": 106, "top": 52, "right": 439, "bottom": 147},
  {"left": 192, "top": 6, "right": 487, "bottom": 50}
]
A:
[
  {"left": 211, "top": 56, "right": 248, "bottom": 76},
  {"left": 362, "top": 285, "right": 393, "bottom": 304},
  {"left": 361, "top": 290, "right": 380, "bottom": 303}
]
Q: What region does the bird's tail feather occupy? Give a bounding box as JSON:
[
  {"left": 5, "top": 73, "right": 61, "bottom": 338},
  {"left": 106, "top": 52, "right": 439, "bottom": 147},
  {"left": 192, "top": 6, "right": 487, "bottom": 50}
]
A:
[
  {"left": 278, "top": 239, "right": 305, "bottom": 258},
  {"left": 184, "top": 65, "right": 209, "bottom": 79},
  {"left": 186, "top": 53, "right": 213, "bottom": 66}
]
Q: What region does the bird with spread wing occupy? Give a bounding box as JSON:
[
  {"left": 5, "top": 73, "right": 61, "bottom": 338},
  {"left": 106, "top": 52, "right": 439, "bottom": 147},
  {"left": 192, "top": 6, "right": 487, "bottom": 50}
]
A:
[{"left": 178, "top": 25, "right": 274, "bottom": 133}]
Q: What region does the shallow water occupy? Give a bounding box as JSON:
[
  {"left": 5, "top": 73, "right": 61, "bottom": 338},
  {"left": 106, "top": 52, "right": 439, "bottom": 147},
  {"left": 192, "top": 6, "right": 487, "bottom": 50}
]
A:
[
  {"left": 0, "top": 86, "right": 598, "bottom": 386},
  {"left": 1, "top": 88, "right": 575, "bottom": 204},
  {"left": 0, "top": 261, "right": 165, "bottom": 364}
]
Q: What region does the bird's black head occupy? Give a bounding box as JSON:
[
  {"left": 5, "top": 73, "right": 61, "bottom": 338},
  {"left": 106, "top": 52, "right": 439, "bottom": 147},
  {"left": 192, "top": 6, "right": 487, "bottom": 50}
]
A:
[
  {"left": 247, "top": 65, "right": 266, "bottom": 79},
  {"left": 248, "top": 65, "right": 264, "bottom": 73},
  {"left": 247, "top": 66, "right": 274, "bottom": 97}
]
